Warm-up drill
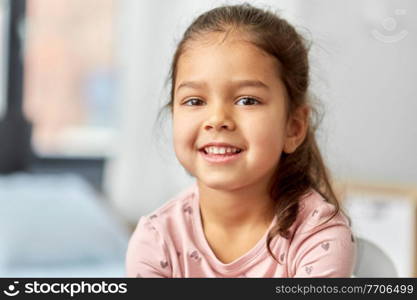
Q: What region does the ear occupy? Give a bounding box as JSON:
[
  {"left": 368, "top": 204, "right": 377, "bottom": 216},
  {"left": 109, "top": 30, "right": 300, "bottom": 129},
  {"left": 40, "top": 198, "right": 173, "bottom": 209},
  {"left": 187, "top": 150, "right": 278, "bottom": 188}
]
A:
[{"left": 283, "top": 105, "right": 309, "bottom": 154}]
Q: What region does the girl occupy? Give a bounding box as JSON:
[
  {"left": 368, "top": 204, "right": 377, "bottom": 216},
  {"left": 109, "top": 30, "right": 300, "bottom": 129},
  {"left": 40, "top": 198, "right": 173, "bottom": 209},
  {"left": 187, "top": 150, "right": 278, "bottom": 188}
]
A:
[{"left": 126, "top": 3, "right": 356, "bottom": 278}]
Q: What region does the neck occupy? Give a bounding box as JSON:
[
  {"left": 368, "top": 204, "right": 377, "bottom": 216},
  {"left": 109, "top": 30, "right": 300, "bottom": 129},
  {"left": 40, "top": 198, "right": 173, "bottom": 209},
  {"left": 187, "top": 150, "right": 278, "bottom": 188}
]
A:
[{"left": 197, "top": 180, "right": 276, "bottom": 233}]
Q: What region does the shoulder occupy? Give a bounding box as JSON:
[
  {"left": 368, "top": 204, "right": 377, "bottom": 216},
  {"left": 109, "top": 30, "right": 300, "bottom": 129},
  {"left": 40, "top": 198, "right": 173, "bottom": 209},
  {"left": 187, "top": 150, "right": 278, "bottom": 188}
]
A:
[
  {"left": 139, "top": 183, "right": 198, "bottom": 234},
  {"left": 126, "top": 184, "right": 198, "bottom": 277},
  {"left": 292, "top": 189, "right": 351, "bottom": 235},
  {"left": 286, "top": 189, "right": 356, "bottom": 277}
]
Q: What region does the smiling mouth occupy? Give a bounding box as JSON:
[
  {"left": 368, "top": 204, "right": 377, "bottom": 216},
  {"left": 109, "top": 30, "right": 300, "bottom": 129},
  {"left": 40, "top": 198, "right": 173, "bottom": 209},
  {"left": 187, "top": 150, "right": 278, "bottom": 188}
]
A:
[
  {"left": 200, "top": 148, "right": 242, "bottom": 155},
  {"left": 198, "top": 145, "right": 243, "bottom": 155},
  {"left": 198, "top": 147, "right": 244, "bottom": 164}
]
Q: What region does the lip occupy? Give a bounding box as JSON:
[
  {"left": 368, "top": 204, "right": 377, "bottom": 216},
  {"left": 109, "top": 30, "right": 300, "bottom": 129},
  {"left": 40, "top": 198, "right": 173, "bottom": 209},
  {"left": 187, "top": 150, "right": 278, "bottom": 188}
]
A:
[{"left": 198, "top": 142, "right": 243, "bottom": 150}]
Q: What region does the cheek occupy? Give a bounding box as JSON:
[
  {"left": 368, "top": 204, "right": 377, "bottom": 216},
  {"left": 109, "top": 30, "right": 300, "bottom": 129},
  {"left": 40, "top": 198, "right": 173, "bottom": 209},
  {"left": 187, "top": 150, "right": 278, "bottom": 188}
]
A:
[
  {"left": 246, "top": 116, "right": 285, "bottom": 148},
  {"left": 172, "top": 113, "right": 198, "bottom": 156},
  {"left": 243, "top": 115, "right": 286, "bottom": 159}
]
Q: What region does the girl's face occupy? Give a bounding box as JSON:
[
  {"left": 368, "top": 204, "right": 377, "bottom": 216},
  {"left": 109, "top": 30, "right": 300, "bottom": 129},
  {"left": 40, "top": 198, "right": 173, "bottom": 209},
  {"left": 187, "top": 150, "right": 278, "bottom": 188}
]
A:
[{"left": 172, "top": 32, "right": 302, "bottom": 192}]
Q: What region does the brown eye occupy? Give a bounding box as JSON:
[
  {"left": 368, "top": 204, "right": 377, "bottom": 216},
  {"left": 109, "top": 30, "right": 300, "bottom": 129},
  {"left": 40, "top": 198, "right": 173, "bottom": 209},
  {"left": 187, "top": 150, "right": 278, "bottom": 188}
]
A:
[
  {"left": 235, "top": 97, "right": 260, "bottom": 105},
  {"left": 183, "top": 98, "right": 205, "bottom": 106}
]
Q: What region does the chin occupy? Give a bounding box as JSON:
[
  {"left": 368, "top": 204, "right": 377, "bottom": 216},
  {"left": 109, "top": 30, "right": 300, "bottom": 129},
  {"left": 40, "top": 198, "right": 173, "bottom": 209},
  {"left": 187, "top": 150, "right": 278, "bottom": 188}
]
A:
[{"left": 199, "top": 176, "right": 245, "bottom": 192}]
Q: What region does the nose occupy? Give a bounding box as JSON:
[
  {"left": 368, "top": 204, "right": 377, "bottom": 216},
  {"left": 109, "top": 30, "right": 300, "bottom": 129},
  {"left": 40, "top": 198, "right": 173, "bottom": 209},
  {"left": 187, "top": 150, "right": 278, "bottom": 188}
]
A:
[{"left": 203, "top": 103, "right": 236, "bottom": 131}]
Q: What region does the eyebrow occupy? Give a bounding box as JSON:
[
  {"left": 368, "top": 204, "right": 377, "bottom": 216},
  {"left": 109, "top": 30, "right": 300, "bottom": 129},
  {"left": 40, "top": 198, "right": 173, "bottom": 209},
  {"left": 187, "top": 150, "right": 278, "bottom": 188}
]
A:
[{"left": 175, "top": 79, "right": 270, "bottom": 93}]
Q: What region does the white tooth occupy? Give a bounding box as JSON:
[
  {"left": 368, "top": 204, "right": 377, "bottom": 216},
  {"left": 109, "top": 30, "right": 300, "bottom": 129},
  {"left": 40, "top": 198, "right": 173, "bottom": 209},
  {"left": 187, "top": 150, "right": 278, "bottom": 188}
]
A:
[{"left": 205, "top": 146, "right": 240, "bottom": 154}]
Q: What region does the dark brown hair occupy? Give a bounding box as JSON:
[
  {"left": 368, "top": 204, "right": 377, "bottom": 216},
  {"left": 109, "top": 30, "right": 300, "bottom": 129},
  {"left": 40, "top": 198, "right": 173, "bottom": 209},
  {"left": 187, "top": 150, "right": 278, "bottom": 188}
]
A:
[{"left": 159, "top": 3, "right": 346, "bottom": 262}]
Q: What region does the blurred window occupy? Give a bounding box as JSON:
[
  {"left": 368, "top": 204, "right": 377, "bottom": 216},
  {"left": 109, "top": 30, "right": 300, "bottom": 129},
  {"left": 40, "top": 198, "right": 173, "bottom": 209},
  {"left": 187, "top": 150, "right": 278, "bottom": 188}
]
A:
[
  {"left": 23, "top": 0, "right": 117, "bottom": 158},
  {"left": 0, "top": 0, "right": 9, "bottom": 120}
]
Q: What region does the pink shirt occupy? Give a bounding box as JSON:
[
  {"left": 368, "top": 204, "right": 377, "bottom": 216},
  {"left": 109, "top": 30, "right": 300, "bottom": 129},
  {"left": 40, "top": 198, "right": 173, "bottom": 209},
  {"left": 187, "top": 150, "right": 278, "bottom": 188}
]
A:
[{"left": 125, "top": 183, "right": 356, "bottom": 278}]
